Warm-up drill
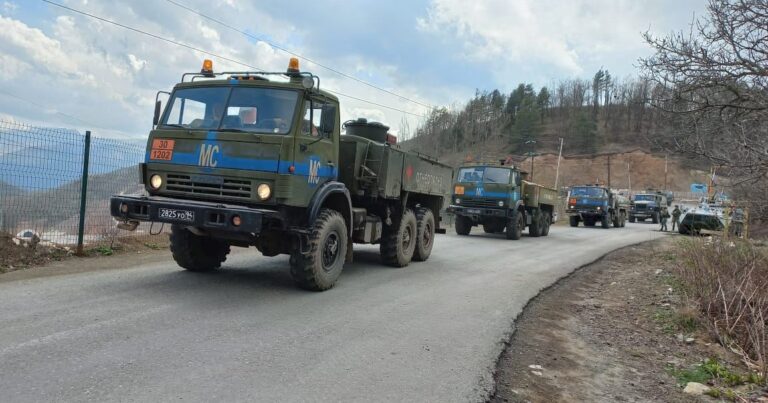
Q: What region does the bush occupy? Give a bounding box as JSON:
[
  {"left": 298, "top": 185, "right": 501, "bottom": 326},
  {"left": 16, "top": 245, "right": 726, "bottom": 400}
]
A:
[{"left": 677, "top": 238, "right": 768, "bottom": 379}]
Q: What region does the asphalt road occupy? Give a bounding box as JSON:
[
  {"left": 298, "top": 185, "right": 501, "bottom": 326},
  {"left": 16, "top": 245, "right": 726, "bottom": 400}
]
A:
[{"left": 0, "top": 223, "right": 662, "bottom": 402}]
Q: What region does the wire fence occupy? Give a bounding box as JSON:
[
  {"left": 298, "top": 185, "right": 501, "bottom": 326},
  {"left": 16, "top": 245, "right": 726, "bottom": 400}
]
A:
[{"left": 0, "top": 119, "right": 156, "bottom": 249}]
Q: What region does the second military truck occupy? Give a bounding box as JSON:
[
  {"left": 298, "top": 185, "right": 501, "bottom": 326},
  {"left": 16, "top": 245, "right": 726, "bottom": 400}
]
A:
[
  {"left": 566, "top": 185, "right": 629, "bottom": 228},
  {"left": 111, "top": 58, "right": 452, "bottom": 291},
  {"left": 448, "top": 163, "right": 558, "bottom": 239}
]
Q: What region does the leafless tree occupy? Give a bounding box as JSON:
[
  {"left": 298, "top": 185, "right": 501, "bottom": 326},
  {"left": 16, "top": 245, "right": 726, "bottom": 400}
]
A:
[{"left": 640, "top": 0, "right": 768, "bottom": 219}]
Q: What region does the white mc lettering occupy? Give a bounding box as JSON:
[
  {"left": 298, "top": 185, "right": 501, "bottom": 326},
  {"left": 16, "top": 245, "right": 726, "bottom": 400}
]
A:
[{"left": 198, "top": 144, "right": 219, "bottom": 167}]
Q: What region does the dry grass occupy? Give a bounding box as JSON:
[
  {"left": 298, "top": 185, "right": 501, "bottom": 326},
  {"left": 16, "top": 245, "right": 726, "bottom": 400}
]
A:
[{"left": 677, "top": 237, "right": 768, "bottom": 380}]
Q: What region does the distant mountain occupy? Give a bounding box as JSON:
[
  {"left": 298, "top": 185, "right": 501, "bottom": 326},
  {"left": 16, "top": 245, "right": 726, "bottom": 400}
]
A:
[{"left": 0, "top": 126, "right": 145, "bottom": 190}]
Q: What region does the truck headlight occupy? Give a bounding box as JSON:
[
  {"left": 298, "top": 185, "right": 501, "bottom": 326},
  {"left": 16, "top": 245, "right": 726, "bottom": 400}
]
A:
[
  {"left": 149, "top": 174, "right": 163, "bottom": 190},
  {"left": 498, "top": 200, "right": 504, "bottom": 207},
  {"left": 257, "top": 183, "right": 271, "bottom": 200},
  {"left": 455, "top": 198, "right": 461, "bottom": 204}
]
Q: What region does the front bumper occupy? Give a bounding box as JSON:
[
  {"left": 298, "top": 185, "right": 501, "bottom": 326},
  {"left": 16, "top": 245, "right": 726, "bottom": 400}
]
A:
[
  {"left": 110, "top": 194, "right": 281, "bottom": 234},
  {"left": 447, "top": 205, "right": 508, "bottom": 217},
  {"left": 566, "top": 208, "right": 605, "bottom": 217},
  {"left": 630, "top": 211, "right": 654, "bottom": 218}
]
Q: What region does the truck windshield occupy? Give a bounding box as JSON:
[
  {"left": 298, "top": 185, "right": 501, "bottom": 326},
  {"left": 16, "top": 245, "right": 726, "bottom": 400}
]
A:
[
  {"left": 161, "top": 87, "right": 299, "bottom": 134},
  {"left": 634, "top": 194, "right": 655, "bottom": 201},
  {"left": 571, "top": 187, "right": 606, "bottom": 197},
  {"left": 457, "top": 167, "right": 511, "bottom": 184}
]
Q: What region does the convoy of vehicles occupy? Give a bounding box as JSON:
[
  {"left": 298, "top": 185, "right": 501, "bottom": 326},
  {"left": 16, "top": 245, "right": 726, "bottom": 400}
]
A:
[
  {"left": 566, "top": 185, "right": 629, "bottom": 228},
  {"left": 629, "top": 190, "right": 672, "bottom": 223},
  {"left": 447, "top": 164, "right": 557, "bottom": 239},
  {"left": 111, "top": 58, "right": 452, "bottom": 291}
]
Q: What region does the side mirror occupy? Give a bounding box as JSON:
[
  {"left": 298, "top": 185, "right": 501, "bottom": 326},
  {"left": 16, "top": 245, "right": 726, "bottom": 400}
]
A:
[
  {"left": 153, "top": 100, "right": 162, "bottom": 126},
  {"left": 320, "top": 105, "right": 336, "bottom": 137}
]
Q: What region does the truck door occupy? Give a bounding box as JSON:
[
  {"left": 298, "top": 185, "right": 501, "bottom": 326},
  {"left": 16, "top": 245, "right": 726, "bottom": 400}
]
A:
[{"left": 293, "top": 97, "right": 339, "bottom": 187}]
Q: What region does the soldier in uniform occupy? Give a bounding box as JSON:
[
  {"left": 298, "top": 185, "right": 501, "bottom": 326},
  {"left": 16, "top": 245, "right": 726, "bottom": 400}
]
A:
[
  {"left": 671, "top": 205, "right": 682, "bottom": 232},
  {"left": 660, "top": 207, "right": 670, "bottom": 232}
]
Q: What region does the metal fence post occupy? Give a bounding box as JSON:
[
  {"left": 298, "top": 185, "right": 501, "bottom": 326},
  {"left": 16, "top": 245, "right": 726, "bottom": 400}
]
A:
[{"left": 76, "top": 130, "right": 91, "bottom": 256}]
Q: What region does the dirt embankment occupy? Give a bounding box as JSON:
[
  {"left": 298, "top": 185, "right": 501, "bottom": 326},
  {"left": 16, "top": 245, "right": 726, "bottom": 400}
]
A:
[{"left": 491, "top": 238, "right": 765, "bottom": 402}]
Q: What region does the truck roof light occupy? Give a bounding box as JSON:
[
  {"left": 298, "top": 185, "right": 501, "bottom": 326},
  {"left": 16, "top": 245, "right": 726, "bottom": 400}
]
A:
[
  {"left": 201, "top": 59, "right": 214, "bottom": 76},
  {"left": 287, "top": 57, "right": 300, "bottom": 74}
]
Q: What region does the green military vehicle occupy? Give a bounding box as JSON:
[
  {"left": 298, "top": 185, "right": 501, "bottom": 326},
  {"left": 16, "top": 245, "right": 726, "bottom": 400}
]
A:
[
  {"left": 447, "top": 163, "right": 557, "bottom": 239},
  {"left": 566, "top": 185, "right": 629, "bottom": 228},
  {"left": 111, "top": 58, "right": 453, "bottom": 291}
]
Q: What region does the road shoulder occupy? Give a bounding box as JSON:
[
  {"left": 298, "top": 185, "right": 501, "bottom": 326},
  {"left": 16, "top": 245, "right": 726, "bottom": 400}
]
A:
[{"left": 490, "top": 237, "right": 752, "bottom": 402}]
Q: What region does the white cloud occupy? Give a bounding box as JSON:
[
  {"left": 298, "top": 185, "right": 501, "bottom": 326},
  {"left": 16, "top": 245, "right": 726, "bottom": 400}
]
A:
[
  {"left": 417, "top": 0, "right": 668, "bottom": 77},
  {"left": 127, "top": 54, "right": 147, "bottom": 72}
]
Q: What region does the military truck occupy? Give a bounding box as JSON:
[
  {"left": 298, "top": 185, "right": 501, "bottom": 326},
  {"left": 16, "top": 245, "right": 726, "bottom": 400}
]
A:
[
  {"left": 629, "top": 190, "right": 672, "bottom": 223},
  {"left": 110, "top": 58, "right": 453, "bottom": 291},
  {"left": 566, "top": 185, "right": 629, "bottom": 228},
  {"left": 447, "top": 163, "right": 557, "bottom": 239}
]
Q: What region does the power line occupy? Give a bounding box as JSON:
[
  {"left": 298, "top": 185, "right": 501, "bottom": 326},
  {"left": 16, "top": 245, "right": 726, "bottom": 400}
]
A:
[
  {"left": 41, "top": 0, "right": 428, "bottom": 119},
  {"left": 164, "top": 0, "right": 434, "bottom": 111}
]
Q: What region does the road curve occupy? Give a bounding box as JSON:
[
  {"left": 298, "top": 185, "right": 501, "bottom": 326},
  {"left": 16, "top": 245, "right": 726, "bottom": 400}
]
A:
[{"left": 0, "top": 223, "right": 662, "bottom": 402}]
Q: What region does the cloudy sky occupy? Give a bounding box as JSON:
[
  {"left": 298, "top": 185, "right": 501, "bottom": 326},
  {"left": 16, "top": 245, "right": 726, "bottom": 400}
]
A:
[{"left": 0, "top": 0, "right": 706, "bottom": 139}]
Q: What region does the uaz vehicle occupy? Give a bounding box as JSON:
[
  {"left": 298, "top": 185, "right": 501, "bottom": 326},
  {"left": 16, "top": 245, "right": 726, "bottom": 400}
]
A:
[
  {"left": 629, "top": 191, "right": 670, "bottom": 223},
  {"left": 447, "top": 164, "right": 557, "bottom": 239},
  {"left": 566, "top": 185, "right": 629, "bottom": 228},
  {"left": 111, "top": 59, "right": 453, "bottom": 291}
]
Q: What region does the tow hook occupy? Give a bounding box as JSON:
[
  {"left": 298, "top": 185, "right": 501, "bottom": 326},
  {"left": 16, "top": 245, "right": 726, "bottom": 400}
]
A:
[{"left": 116, "top": 220, "right": 139, "bottom": 231}]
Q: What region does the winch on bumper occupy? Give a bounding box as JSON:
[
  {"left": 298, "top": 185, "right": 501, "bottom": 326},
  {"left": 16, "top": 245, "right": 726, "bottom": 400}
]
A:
[{"left": 110, "top": 194, "right": 281, "bottom": 233}]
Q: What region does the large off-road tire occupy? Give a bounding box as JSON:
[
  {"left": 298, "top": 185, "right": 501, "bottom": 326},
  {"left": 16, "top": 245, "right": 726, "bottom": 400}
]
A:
[
  {"left": 455, "top": 215, "right": 472, "bottom": 236},
  {"left": 541, "top": 211, "right": 552, "bottom": 236},
  {"left": 413, "top": 207, "right": 435, "bottom": 262},
  {"left": 652, "top": 212, "right": 660, "bottom": 224},
  {"left": 569, "top": 216, "right": 579, "bottom": 227},
  {"left": 506, "top": 210, "right": 524, "bottom": 240},
  {"left": 290, "top": 209, "right": 347, "bottom": 291},
  {"left": 629, "top": 215, "right": 636, "bottom": 223},
  {"left": 620, "top": 212, "right": 627, "bottom": 227},
  {"left": 612, "top": 211, "right": 621, "bottom": 227},
  {"left": 381, "top": 209, "right": 417, "bottom": 267},
  {"left": 529, "top": 209, "right": 542, "bottom": 237},
  {"left": 170, "top": 225, "right": 230, "bottom": 272},
  {"left": 601, "top": 214, "right": 611, "bottom": 229}
]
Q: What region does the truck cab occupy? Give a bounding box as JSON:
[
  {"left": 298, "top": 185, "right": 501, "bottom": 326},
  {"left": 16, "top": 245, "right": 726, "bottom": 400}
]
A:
[
  {"left": 448, "top": 164, "right": 556, "bottom": 239},
  {"left": 566, "top": 185, "right": 628, "bottom": 228}
]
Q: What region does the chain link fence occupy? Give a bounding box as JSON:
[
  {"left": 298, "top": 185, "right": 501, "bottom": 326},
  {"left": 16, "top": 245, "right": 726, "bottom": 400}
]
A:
[{"left": 0, "top": 119, "right": 155, "bottom": 249}]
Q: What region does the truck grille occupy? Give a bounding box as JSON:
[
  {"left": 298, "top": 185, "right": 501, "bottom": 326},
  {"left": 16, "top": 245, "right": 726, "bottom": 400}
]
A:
[
  {"left": 165, "top": 174, "right": 252, "bottom": 200},
  {"left": 635, "top": 204, "right": 647, "bottom": 211},
  {"left": 461, "top": 198, "right": 502, "bottom": 208}
]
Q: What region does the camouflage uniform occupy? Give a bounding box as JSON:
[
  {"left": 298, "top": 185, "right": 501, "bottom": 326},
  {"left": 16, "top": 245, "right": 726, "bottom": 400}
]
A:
[
  {"left": 660, "top": 208, "right": 670, "bottom": 232},
  {"left": 671, "top": 206, "right": 681, "bottom": 231}
]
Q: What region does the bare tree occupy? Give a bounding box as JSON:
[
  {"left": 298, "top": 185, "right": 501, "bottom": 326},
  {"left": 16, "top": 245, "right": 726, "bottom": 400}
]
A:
[{"left": 640, "top": 0, "right": 768, "bottom": 218}]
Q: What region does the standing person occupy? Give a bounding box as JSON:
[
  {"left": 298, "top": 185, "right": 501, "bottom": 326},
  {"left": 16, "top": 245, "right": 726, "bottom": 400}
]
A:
[
  {"left": 671, "top": 205, "right": 682, "bottom": 232},
  {"left": 660, "top": 207, "right": 670, "bottom": 232}
]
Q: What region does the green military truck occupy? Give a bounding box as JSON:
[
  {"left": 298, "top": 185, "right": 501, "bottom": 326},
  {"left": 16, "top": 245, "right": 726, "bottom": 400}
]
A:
[
  {"left": 566, "top": 185, "right": 629, "bottom": 228},
  {"left": 110, "top": 58, "right": 452, "bottom": 291},
  {"left": 447, "top": 164, "right": 557, "bottom": 239}
]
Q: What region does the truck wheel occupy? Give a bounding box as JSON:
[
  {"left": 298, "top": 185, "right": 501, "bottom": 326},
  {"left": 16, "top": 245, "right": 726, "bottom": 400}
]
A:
[
  {"left": 569, "top": 216, "right": 579, "bottom": 227},
  {"left": 170, "top": 225, "right": 230, "bottom": 272},
  {"left": 620, "top": 212, "right": 627, "bottom": 227},
  {"left": 381, "top": 209, "right": 417, "bottom": 267},
  {"left": 290, "top": 209, "right": 347, "bottom": 291},
  {"left": 455, "top": 215, "right": 472, "bottom": 236},
  {"left": 652, "top": 212, "right": 659, "bottom": 224},
  {"left": 541, "top": 211, "right": 552, "bottom": 236},
  {"left": 506, "top": 211, "right": 524, "bottom": 240},
  {"left": 601, "top": 214, "right": 611, "bottom": 229},
  {"left": 612, "top": 212, "right": 620, "bottom": 227},
  {"left": 529, "top": 209, "right": 542, "bottom": 237},
  {"left": 629, "top": 215, "right": 635, "bottom": 223},
  {"left": 413, "top": 208, "right": 435, "bottom": 262}
]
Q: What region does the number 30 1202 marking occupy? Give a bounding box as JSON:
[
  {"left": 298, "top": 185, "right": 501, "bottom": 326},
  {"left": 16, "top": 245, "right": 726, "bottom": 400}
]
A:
[{"left": 151, "top": 150, "right": 172, "bottom": 160}]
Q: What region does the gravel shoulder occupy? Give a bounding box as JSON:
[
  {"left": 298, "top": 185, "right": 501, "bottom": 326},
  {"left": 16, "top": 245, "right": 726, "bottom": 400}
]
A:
[{"left": 491, "top": 236, "right": 747, "bottom": 402}]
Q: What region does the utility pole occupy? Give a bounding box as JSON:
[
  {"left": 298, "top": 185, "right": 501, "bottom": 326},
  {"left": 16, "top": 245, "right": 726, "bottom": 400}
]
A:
[
  {"left": 525, "top": 139, "right": 536, "bottom": 181},
  {"left": 663, "top": 154, "right": 668, "bottom": 190},
  {"left": 627, "top": 161, "right": 632, "bottom": 193},
  {"left": 554, "top": 137, "right": 564, "bottom": 189},
  {"left": 606, "top": 154, "right": 612, "bottom": 188}
]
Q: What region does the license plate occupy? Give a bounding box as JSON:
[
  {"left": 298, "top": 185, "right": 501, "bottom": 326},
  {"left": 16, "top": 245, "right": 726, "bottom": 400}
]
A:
[
  {"left": 467, "top": 209, "right": 482, "bottom": 214},
  {"left": 159, "top": 208, "right": 194, "bottom": 222}
]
